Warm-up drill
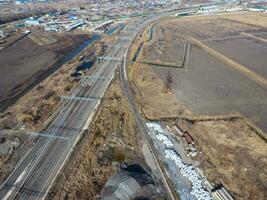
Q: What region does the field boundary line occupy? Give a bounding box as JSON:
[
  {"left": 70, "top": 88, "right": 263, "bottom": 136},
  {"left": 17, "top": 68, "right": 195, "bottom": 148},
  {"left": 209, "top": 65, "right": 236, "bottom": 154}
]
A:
[
  {"left": 241, "top": 32, "right": 267, "bottom": 44},
  {"left": 151, "top": 112, "right": 267, "bottom": 142},
  {"left": 188, "top": 37, "right": 267, "bottom": 88}
]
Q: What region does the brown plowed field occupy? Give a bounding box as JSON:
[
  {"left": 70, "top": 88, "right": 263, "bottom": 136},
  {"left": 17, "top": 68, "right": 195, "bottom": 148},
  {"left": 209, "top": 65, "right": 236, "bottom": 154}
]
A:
[
  {"left": 205, "top": 36, "right": 267, "bottom": 79},
  {"left": 135, "top": 12, "right": 267, "bottom": 133},
  {"left": 152, "top": 45, "right": 267, "bottom": 132},
  {"left": 0, "top": 32, "right": 90, "bottom": 111}
]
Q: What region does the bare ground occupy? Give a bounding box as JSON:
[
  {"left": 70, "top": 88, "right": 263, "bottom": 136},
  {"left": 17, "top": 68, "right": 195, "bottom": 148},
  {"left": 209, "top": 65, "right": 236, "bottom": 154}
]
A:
[
  {"left": 0, "top": 32, "right": 90, "bottom": 111},
  {"left": 205, "top": 36, "right": 267, "bottom": 79},
  {"left": 161, "top": 17, "right": 264, "bottom": 40},
  {"left": 130, "top": 53, "right": 267, "bottom": 200},
  {"left": 221, "top": 12, "right": 267, "bottom": 28}
]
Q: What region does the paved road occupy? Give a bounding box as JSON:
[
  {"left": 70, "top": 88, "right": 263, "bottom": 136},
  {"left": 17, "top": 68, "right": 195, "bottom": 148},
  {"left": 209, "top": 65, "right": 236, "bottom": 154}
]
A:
[{"left": 0, "top": 17, "right": 153, "bottom": 200}]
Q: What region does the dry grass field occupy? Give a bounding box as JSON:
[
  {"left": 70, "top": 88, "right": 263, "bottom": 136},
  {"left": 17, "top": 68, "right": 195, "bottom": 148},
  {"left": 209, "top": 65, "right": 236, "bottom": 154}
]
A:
[
  {"left": 138, "top": 24, "right": 187, "bottom": 67},
  {"left": 178, "top": 117, "right": 267, "bottom": 200},
  {"left": 162, "top": 16, "right": 265, "bottom": 40},
  {"left": 222, "top": 12, "right": 267, "bottom": 28}
]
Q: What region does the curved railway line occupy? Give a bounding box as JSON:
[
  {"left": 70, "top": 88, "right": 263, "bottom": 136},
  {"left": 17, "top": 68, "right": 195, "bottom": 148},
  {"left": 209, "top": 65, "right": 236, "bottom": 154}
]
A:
[
  {"left": 0, "top": 12, "right": 174, "bottom": 200},
  {"left": 0, "top": 7, "right": 196, "bottom": 199}
]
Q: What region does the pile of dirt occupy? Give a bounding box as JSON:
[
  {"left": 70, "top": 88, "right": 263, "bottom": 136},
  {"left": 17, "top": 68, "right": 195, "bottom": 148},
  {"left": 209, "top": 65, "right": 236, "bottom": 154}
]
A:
[
  {"left": 48, "top": 75, "right": 143, "bottom": 200},
  {"left": 0, "top": 130, "right": 33, "bottom": 184}
]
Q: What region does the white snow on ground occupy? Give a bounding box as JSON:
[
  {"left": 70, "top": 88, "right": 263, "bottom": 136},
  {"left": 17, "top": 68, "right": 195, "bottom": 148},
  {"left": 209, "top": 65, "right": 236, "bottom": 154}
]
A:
[
  {"left": 146, "top": 122, "right": 173, "bottom": 146},
  {"left": 165, "top": 149, "right": 212, "bottom": 200},
  {"left": 146, "top": 122, "right": 165, "bottom": 133},
  {"left": 146, "top": 122, "right": 212, "bottom": 200},
  {"left": 156, "top": 133, "right": 173, "bottom": 147}
]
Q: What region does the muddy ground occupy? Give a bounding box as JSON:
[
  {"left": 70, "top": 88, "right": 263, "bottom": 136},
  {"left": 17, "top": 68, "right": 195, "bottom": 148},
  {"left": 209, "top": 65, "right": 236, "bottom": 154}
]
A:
[
  {"left": 0, "top": 32, "right": 91, "bottom": 111},
  {"left": 47, "top": 75, "right": 146, "bottom": 200},
  {"left": 129, "top": 13, "right": 267, "bottom": 200}
]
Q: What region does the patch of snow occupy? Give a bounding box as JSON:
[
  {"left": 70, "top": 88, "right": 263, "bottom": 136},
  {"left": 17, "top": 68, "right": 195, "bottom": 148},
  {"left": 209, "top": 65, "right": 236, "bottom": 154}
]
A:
[
  {"left": 165, "top": 149, "right": 212, "bottom": 200},
  {"left": 156, "top": 133, "right": 173, "bottom": 147}
]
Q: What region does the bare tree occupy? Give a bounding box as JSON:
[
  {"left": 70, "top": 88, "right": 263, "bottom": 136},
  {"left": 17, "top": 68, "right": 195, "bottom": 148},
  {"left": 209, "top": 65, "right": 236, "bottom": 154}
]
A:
[{"left": 166, "top": 70, "right": 173, "bottom": 90}]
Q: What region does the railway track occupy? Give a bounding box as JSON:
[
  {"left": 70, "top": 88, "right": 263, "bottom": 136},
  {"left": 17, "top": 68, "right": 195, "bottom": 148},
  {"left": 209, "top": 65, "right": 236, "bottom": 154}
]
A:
[
  {"left": 0, "top": 20, "right": 144, "bottom": 200},
  {"left": 0, "top": 7, "right": 194, "bottom": 199}
]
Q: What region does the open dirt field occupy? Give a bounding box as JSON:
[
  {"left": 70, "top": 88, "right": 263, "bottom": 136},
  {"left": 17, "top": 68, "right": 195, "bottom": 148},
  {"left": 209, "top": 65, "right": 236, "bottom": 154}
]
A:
[
  {"left": 221, "top": 12, "right": 267, "bottom": 28},
  {"left": 134, "top": 13, "right": 267, "bottom": 133},
  {"left": 152, "top": 45, "right": 267, "bottom": 133},
  {"left": 205, "top": 36, "right": 267, "bottom": 79},
  {"left": 161, "top": 16, "right": 265, "bottom": 40},
  {"left": 0, "top": 32, "right": 90, "bottom": 111},
  {"left": 129, "top": 12, "right": 267, "bottom": 200},
  {"left": 130, "top": 59, "right": 267, "bottom": 199}
]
